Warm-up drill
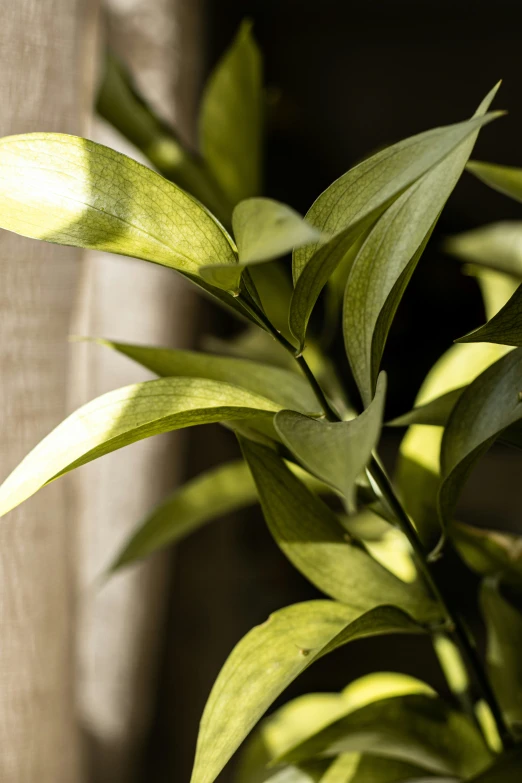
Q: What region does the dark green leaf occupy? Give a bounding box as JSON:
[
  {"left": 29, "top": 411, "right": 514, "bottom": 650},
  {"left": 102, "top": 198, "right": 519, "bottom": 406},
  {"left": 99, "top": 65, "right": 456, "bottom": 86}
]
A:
[
  {"left": 200, "top": 20, "right": 262, "bottom": 206},
  {"left": 189, "top": 600, "right": 429, "bottom": 783},
  {"left": 0, "top": 378, "right": 282, "bottom": 519},
  {"left": 239, "top": 437, "right": 438, "bottom": 621},
  {"left": 274, "top": 373, "right": 386, "bottom": 507},
  {"left": 279, "top": 694, "right": 492, "bottom": 778},
  {"left": 466, "top": 748, "right": 522, "bottom": 782},
  {"left": 481, "top": 580, "right": 522, "bottom": 736},
  {"left": 457, "top": 283, "right": 522, "bottom": 346},
  {"left": 450, "top": 521, "right": 522, "bottom": 589},
  {"left": 88, "top": 338, "right": 321, "bottom": 413},
  {"left": 0, "top": 134, "right": 241, "bottom": 289},
  {"left": 439, "top": 348, "right": 522, "bottom": 528},
  {"left": 467, "top": 159, "right": 522, "bottom": 203}
]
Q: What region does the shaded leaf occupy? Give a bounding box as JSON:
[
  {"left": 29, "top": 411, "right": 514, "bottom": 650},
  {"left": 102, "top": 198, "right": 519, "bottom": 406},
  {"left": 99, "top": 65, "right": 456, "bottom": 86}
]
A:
[
  {"left": 248, "top": 261, "right": 295, "bottom": 343},
  {"left": 445, "top": 222, "right": 522, "bottom": 278},
  {"left": 200, "top": 20, "right": 262, "bottom": 206},
  {"left": 89, "top": 338, "right": 321, "bottom": 413},
  {"left": 319, "top": 755, "right": 439, "bottom": 783},
  {"left": 439, "top": 348, "right": 522, "bottom": 528},
  {"left": 289, "top": 96, "right": 502, "bottom": 350},
  {"left": 0, "top": 133, "right": 240, "bottom": 288},
  {"left": 457, "top": 283, "right": 522, "bottom": 346},
  {"left": 274, "top": 373, "right": 386, "bottom": 507},
  {"left": 279, "top": 694, "right": 492, "bottom": 778},
  {"left": 481, "top": 580, "right": 522, "bottom": 736},
  {"left": 190, "top": 600, "right": 429, "bottom": 783},
  {"left": 343, "top": 88, "right": 500, "bottom": 406},
  {"left": 466, "top": 747, "right": 522, "bottom": 782},
  {"left": 388, "top": 387, "right": 464, "bottom": 428},
  {"left": 451, "top": 520, "right": 522, "bottom": 589},
  {"left": 239, "top": 437, "right": 438, "bottom": 621},
  {"left": 467, "top": 159, "right": 522, "bottom": 203},
  {"left": 0, "top": 378, "right": 282, "bottom": 519}
]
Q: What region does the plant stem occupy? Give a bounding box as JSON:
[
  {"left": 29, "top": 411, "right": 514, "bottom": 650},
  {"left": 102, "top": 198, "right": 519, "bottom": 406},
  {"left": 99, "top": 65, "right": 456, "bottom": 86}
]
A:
[{"left": 239, "top": 293, "right": 514, "bottom": 749}]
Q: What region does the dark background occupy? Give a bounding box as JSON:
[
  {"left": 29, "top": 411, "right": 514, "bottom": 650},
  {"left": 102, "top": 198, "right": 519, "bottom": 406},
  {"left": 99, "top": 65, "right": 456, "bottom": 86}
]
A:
[{"left": 143, "top": 2, "right": 522, "bottom": 779}]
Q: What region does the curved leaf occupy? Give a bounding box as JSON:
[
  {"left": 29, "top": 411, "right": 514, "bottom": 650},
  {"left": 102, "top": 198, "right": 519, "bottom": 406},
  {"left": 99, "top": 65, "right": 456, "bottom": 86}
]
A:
[
  {"left": 467, "top": 159, "right": 522, "bottom": 203},
  {"left": 451, "top": 520, "right": 522, "bottom": 588},
  {"left": 239, "top": 437, "right": 438, "bottom": 621},
  {"left": 189, "top": 600, "right": 429, "bottom": 783},
  {"left": 319, "top": 755, "right": 438, "bottom": 783},
  {"left": 0, "top": 378, "right": 282, "bottom": 519},
  {"left": 467, "top": 747, "right": 522, "bottom": 782},
  {"left": 289, "top": 95, "right": 502, "bottom": 350},
  {"left": 457, "top": 283, "right": 522, "bottom": 346},
  {"left": 279, "top": 694, "right": 492, "bottom": 778},
  {"left": 481, "top": 579, "right": 522, "bottom": 736},
  {"left": 389, "top": 387, "right": 464, "bottom": 428},
  {"left": 445, "top": 222, "right": 522, "bottom": 278},
  {"left": 274, "top": 373, "right": 386, "bottom": 507},
  {"left": 200, "top": 19, "right": 262, "bottom": 206},
  {"left": 89, "top": 338, "right": 321, "bottom": 413},
  {"left": 0, "top": 133, "right": 240, "bottom": 288},
  {"left": 439, "top": 348, "right": 522, "bottom": 528}
]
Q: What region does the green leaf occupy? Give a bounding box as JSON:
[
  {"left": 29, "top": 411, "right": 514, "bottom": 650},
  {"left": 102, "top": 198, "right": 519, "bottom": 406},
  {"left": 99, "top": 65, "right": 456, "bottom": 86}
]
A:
[
  {"left": 278, "top": 694, "right": 492, "bottom": 778},
  {"left": 200, "top": 198, "right": 322, "bottom": 289},
  {"left": 239, "top": 437, "right": 438, "bottom": 621},
  {"left": 200, "top": 19, "right": 262, "bottom": 206},
  {"left": 439, "top": 348, "right": 522, "bottom": 528},
  {"left": 343, "top": 89, "right": 500, "bottom": 406},
  {"left": 0, "top": 378, "right": 282, "bottom": 519},
  {"left": 451, "top": 520, "right": 522, "bottom": 589},
  {"left": 0, "top": 133, "right": 241, "bottom": 289},
  {"left": 189, "top": 599, "right": 429, "bottom": 783},
  {"left": 319, "top": 755, "right": 440, "bottom": 783},
  {"left": 481, "top": 579, "right": 522, "bottom": 736},
  {"left": 467, "top": 159, "right": 522, "bottom": 203},
  {"left": 234, "top": 198, "right": 322, "bottom": 264},
  {"left": 389, "top": 387, "right": 465, "bottom": 428},
  {"left": 445, "top": 222, "right": 522, "bottom": 278},
  {"left": 289, "top": 91, "right": 502, "bottom": 350},
  {"left": 457, "top": 283, "right": 522, "bottom": 346},
  {"left": 274, "top": 373, "right": 386, "bottom": 507},
  {"left": 466, "top": 748, "right": 522, "bottom": 782},
  {"left": 88, "top": 338, "right": 321, "bottom": 413},
  {"left": 248, "top": 261, "right": 295, "bottom": 343}
]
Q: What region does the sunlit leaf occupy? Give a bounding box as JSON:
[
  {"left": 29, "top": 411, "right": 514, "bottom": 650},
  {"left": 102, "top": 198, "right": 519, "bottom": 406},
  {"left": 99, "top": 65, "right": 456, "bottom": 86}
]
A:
[
  {"left": 389, "top": 387, "right": 464, "bottom": 428},
  {"left": 457, "top": 283, "right": 522, "bottom": 346},
  {"left": 0, "top": 133, "right": 241, "bottom": 289},
  {"left": 239, "top": 437, "right": 438, "bottom": 620},
  {"left": 0, "top": 378, "right": 282, "bottom": 519},
  {"left": 88, "top": 338, "right": 321, "bottom": 413},
  {"left": 439, "top": 348, "right": 522, "bottom": 528},
  {"left": 467, "top": 159, "right": 522, "bottom": 203},
  {"left": 274, "top": 373, "right": 386, "bottom": 507},
  {"left": 451, "top": 520, "right": 522, "bottom": 588},
  {"left": 279, "top": 694, "right": 492, "bottom": 778},
  {"left": 481, "top": 579, "right": 522, "bottom": 736},
  {"left": 319, "top": 755, "right": 436, "bottom": 783},
  {"left": 190, "top": 600, "right": 429, "bottom": 783},
  {"left": 200, "top": 19, "right": 262, "bottom": 207},
  {"left": 445, "top": 222, "right": 522, "bottom": 278},
  {"left": 343, "top": 88, "right": 500, "bottom": 406},
  {"left": 289, "top": 93, "right": 502, "bottom": 350}
]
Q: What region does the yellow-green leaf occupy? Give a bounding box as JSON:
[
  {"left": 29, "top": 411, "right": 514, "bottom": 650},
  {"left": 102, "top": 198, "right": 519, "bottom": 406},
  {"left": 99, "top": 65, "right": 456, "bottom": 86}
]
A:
[
  {"left": 0, "top": 133, "right": 240, "bottom": 287},
  {"left": 319, "top": 755, "right": 436, "bottom": 783},
  {"left": 445, "top": 222, "right": 522, "bottom": 278},
  {"left": 239, "top": 437, "right": 438, "bottom": 621},
  {"left": 190, "top": 600, "right": 428, "bottom": 783},
  {"left": 467, "top": 159, "right": 522, "bottom": 203},
  {"left": 0, "top": 378, "right": 282, "bottom": 519},
  {"left": 200, "top": 20, "right": 262, "bottom": 206}
]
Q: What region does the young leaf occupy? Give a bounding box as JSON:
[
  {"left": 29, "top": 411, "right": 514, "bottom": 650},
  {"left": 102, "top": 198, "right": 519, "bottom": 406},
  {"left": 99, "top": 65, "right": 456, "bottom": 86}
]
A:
[
  {"left": 343, "top": 88, "right": 500, "bottom": 406},
  {"left": 480, "top": 579, "right": 522, "bottom": 736},
  {"left": 289, "top": 96, "right": 502, "bottom": 350},
  {"left": 467, "top": 159, "right": 522, "bottom": 203},
  {"left": 445, "top": 222, "right": 522, "bottom": 278},
  {"left": 439, "top": 348, "right": 522, "bottom": 528},
  {"left": 0, "top": 378, "right": 282, "bottom": 519},
  {"left": 88, "top": 338, "right": 321, "bottom": 413},
  {"left": 0, "top": 134, "right": 241, "bottom": 289},
  {"left": 239, "top": 437, "right": 438, "bottom": 621},
  {"left": 200, "top": 20, "right": 262, "bottom": 206},
  {"left": 451, "top": 520, "right": 522, "bottom": 589},
  {"left": 457, "top": 283, "right": 522, "bottom": 346},
  {"left": 199, "top": 198, "right": 322, "bottom": 289},
  {"left": 279, "top": 694, "right": 492, "bottom": 778},
  {"left": 274, "top": 373, "right": 386, "bottom": 506},
  {"left": 189, "top": 600, "right": 428, "bottom": 783}
]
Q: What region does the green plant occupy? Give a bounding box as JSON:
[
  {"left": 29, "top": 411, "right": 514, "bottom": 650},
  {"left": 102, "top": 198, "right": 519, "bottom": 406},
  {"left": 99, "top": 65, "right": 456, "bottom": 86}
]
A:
[{"left": 1, "top": 21, "right": 522, "bottom": 783}]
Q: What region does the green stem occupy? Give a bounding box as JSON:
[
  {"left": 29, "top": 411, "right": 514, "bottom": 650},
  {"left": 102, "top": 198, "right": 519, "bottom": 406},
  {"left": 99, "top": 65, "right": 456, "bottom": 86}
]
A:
[{"left": 239, "top": 293, "right": 514, "bottom": 750}]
